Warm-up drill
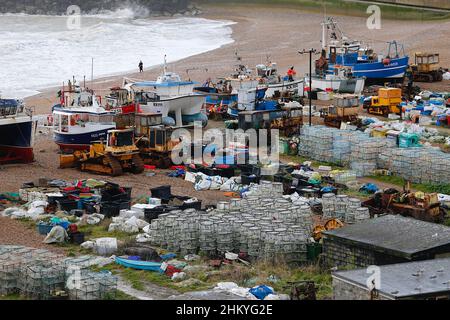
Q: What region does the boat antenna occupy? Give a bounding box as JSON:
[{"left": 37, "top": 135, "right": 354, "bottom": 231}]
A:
[
  {"left": 91, "top": 58, "right": 94, "bottom": 86},
  {"left": 322, "top": 0, "right": 327, "bottom": 21}
]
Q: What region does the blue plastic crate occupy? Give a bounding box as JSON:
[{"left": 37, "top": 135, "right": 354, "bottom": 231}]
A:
[{"left": 37, "top": 223, "right": 54, "bottom": 235}]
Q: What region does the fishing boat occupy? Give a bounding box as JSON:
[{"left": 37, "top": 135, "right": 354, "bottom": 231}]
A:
[
  {"left": 104, "top": 87, "right": 136, "bottom": 115},
  {"left": 0, "top": 98, "right": 36, "bottom": 164},
  {"left": 115, "top": 256, "right": 162, "bottom": 271},
  {"left": 227, "top": 86, "right": 278, "bottom": 117},
  {"left": 195, "top": 55, "right": 303, "bottom": 118},
  {"left": 124, "top": 57, "right": 207, "bottom": 128},
  {"left": 52, "top": 83, "right": 116, "bottom": 151},
  {"left": 255, "top": 61, "right": 304, "bottom": 97},
  {"left": 320, "top": 17, "right": 409, "bottom": 84},
  {"left": 194, "top": 80, "right": 238, "bottom": 117},
  {"left": 305, "top": 66, "right": 366, "bottom": 94}
]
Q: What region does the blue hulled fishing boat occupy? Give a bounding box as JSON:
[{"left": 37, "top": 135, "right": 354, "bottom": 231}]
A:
[
  {"left": 52, "top": 83, "right": 116, "bottom": 151},
  {"left": 0, "top": 98, "right": 36, "bottom": 164},
  {"left": 320, "top": 17, "right": 409, "bottom": 84}
]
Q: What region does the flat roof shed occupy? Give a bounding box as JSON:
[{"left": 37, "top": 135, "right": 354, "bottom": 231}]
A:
[
  {"left": 323, "top": 215, "right": 450, "bottom": 267},
  {"left": 333, "top": 258, "right": 450, "bottom": 300}
]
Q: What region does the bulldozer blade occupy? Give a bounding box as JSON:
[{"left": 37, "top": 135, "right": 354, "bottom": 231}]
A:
[
  {"left": 81, "top": 163, "right": 114, "bottom": 175},
  {"left": 59, "top": 154, "right": 77, "bottom": 169}
]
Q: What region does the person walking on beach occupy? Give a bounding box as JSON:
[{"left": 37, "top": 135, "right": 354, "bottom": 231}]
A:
[
  {"left": 287, "top": 66, "right": 297, "bottom": 81},
  {"left": 139, "top": 60, "right": 144, "bottom": 73}
]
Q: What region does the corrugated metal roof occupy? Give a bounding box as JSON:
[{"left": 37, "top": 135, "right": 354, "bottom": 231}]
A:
[
  {"left": 333, "top": 258, "right": 450, "bottom": 299},
  {"left": 323, "top": 215, "right": 450, "bottom": 258}
]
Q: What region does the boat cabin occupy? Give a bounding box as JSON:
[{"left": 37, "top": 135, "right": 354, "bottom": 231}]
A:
[
  {"left": 0, "top": 99, "right": 24, "bottom": 118},
  {"left": 105, "top": 87, "right": 132, "bottom": 109},
  {"left": 129, "top": 72, "right": 198, "bottom": 98},
  {"left": 53, "top": 110, "right": 115, "bottom": 134}
]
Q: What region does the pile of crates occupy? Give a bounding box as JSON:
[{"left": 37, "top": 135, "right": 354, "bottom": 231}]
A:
[
  {"left": 0, "top": 246, "right": 117, "bottom": 300},
  {"left": 145, "top": 181, "right": 313, "bottom": 264},
  {"left": 378, "top": 146, "right": 450, "bottom": 184},
  {"left": 298, "top": 125, "right": 450, "bottom": 184}
]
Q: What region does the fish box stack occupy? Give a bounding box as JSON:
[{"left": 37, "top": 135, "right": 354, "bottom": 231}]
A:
[
  {"left": 18, "top": 261, "right": 65, "bottom": 300},
  {"left": 350, "top": 137, "right": 387, "bottom": 177},
  {"left": 67, "top": 271, "right": 117, "bottom": 300},
  {"left": 0, "top": 245, "right": 116, "bottom": 300},
  {"left": 332, "top": 131, "right": 353, "bottom": 166},
  {"left": 321, "top": 193, "right": 370, "bottom": 224},
  {"left": 299, "top": 126, "right": 334, "bottom": 163},
  {"left": 142, "top": 181, "right": 312, "bottom": 263}
]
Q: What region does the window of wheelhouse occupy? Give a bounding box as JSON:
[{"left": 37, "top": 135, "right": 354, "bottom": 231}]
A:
[
  {"left": 330, "top": 47, "right": 337, "bottom": 64},
  {"left": 60, "top": 114, "right": 69, "bottom": 132}
]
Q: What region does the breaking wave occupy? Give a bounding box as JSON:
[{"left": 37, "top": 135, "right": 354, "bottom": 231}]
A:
[{"left": 0, "top": 13, "right": 235, "bottom": 98}]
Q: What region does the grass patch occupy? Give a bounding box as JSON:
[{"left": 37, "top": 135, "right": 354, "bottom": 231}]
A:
[
  {"left": 280, "top": 154, "right": 343, "bottom": 170},
  {"left": 114, "top": 290, "right": 138, "bottom": 300},
  {"left": 199, "top": 0, "right": 450, "bottom": 21},
  {"left": 251, "top": 261, "right": 333, "bottom": 300},
  {"left": 340, "top": 188, "right": 371, "bottom": 200},
  {"left": 121, "top": 268, "right": 146, "bottom": 291},
  {"left": 368, "top": 174, "right": 450, "bottom": 194},
  {"left": 444, "top": 217, "right": 450, "bottom": 227},
  {"left": 92, "top": 256, "right": 334, "bottom": 299},
  {"left": 0, "top": 293, "right": 26, "bottom": 300}
]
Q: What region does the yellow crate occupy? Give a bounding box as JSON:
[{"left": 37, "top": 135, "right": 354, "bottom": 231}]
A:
[{"left": 379, "top": 88, "right": 402, "bottom": 99}]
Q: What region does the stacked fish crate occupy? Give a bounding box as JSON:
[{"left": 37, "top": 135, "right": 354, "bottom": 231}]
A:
[
  {"left": 144, "top": 182, "right": 313, "bottom": 264},
  {"left": 0, "top": 246, "right": 117, "bottom": 300},
  {"left": 321, "top": 193, "right": 370, "bottom": 224}
]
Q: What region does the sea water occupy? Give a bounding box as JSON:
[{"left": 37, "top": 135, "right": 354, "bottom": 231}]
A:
[{"left": 0, "top": 9, "right": 235, "bottom": 98}]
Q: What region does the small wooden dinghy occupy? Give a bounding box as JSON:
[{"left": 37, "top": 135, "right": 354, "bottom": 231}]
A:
[{"left": 115, "top": 256, "right": 162, "bottom": 271}]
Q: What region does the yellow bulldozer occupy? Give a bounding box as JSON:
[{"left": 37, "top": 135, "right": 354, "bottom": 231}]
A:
[
  {"left": 134, "top": 113, "right": 180, "bottom": 169},
  {"left": 60, "top": 129, "right": 144, "bottom": 176},
  {"left": 410, "top": 52, "right": 443, "bottom": 83},
  {"left": 363, "top": 87, "right": 402, "bottom": 117}
]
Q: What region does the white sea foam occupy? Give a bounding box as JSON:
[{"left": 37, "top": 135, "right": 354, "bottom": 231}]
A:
[{"left": 0, "top": 11, "right": 235, "bottom": 99}]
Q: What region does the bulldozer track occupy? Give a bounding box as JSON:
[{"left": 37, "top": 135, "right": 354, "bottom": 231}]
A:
[
  {"left": 106, "top": 155, "right": 123, "bottom": 177},
  {"left": 132, "top": 154, "right": 145, "bottom": 174}
]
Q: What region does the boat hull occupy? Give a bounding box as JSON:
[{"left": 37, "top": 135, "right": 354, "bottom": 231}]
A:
[
  {"left": 0, "top": 119, "right": 34, "bottom": 164},
  {"left": 139, "top": 94, "right": 205, "bottom": 127},
  {"left": 305, "top": 76, "right": 366, "bottom": 94},
  {"left": 115, "top": 256, "right": 162, "bottom": 271},
  {"left": 329, "top": 56, "right": 409, "bottom": 82},
  {"left": 266, "top": 79, "right": 304, "bottom": 98},
  {"left": 54, "top": 126, "right": 114, "bottom": 151},
  {"left": 194, "top": 87, "right": 238, "bottom": 108}
]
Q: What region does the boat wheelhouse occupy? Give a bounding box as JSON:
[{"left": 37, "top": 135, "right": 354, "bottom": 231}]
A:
[{"left": 52, "top": 107, "right": 116, "bottom": 151}]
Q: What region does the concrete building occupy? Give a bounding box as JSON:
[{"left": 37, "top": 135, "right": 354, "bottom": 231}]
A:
[
  {"left": 333, "top": 258, "right": 450, "bottom": 300},
  {"left": 323, "top": 215, "right": 450, "bottom": 269}
]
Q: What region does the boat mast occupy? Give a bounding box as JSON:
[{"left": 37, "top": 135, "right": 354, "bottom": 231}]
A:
[
  {"left": 321, "top": 20, "right": 327, "bottom": 50},
  {"left": 163, "top": 54, "right": 168, "bottom": 75}
]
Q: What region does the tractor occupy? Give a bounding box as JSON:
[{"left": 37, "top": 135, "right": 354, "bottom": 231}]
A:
[
  {"left": 134, "top": 113, "right": 180, "bottom": 169},
  {"left": 363, "top": 87, "right": 402, "bottom": 117},
  {"left": 410, "top": 52, "right": 443, "bottom": 83},
  {"left": 60, "top": 129, "right": 144, "bottom": 176},
  {"left": 321, "top": 94, "right": 360, "bottom": 128}
]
